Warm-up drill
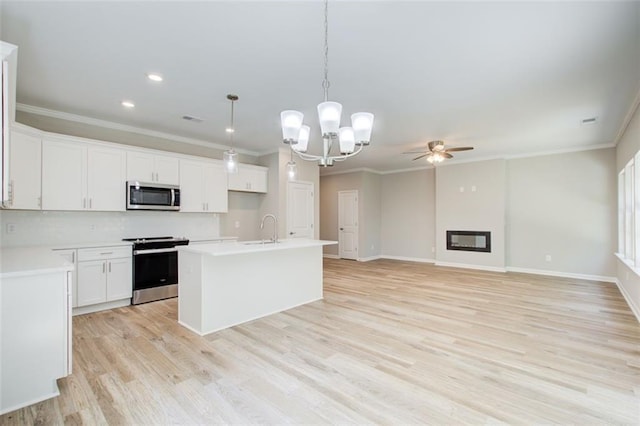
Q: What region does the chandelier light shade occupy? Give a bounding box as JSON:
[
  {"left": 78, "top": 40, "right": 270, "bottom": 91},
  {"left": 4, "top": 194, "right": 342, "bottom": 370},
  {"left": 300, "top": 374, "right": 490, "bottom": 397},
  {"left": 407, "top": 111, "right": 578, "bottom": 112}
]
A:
[
  {"left": 280, "top": 0, "right": 374, "bottom": 167},
  {"left": 224, "top": 94, "right": 239, "bottom": 174}
]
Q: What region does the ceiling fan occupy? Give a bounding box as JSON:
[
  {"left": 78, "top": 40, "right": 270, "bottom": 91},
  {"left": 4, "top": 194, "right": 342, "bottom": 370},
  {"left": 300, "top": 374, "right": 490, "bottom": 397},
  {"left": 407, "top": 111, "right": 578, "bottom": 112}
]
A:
[{"left": 403, "top": 140, "right": 474, "bottom": 163}]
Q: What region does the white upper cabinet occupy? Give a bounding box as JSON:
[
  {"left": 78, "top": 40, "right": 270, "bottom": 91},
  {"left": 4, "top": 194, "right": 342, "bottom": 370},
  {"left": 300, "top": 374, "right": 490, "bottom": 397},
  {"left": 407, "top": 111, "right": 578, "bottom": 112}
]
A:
[
  {"left": 87, "top": 146, "right": 126, "bottom": 211},
  {"left": 5, "top": 127, "right": 41, "bottom": 210},
  {"left": 42, "top": 136, "right": 126, "bottom": 211},
  {"left": 126, "top": 151, "right": 179, "bottom": 185},
  {"left": 179, "top": 159, "right": 227, "bottom": 213},
  {"left": 228, "top": 164, "right": 268, "bottom": 193}
]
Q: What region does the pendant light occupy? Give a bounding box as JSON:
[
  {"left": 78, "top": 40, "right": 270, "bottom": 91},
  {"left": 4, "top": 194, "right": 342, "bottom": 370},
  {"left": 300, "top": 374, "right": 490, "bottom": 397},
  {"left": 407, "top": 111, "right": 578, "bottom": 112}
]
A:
[
  {"left": 223, "top": 94, "right": 239, "bottom": 174},
  {"left": 280, "top": 0, "right": 374, "bottom": 167}
]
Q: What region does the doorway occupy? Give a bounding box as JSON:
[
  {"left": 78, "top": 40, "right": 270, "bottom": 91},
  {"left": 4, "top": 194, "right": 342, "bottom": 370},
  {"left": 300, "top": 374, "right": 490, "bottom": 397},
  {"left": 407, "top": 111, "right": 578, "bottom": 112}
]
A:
[{"left": 338, "top": 190, "right": 358, "bottom": 260}]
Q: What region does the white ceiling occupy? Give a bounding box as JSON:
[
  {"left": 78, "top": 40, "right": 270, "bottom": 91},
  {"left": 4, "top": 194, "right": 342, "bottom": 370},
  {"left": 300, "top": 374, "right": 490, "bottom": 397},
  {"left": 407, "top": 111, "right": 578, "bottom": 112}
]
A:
[{"left": 1, "top": 1, "right": 639, "bottom": 174}]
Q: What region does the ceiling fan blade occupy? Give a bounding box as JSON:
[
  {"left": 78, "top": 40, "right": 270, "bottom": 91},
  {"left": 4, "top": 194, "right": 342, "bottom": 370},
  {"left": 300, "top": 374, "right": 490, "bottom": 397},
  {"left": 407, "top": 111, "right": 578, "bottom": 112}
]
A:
[
  {"left": 402, "top": 150, "right": 429, "bottom": 154},
  {"left": 443, "top": 152, "right": 453, "bottom": 159},
  {"left": 445, "top": 146, "right": 474, "bottom": 152},
  {"left": 412, "top": 154, "right": 428, "bottom": 161}
]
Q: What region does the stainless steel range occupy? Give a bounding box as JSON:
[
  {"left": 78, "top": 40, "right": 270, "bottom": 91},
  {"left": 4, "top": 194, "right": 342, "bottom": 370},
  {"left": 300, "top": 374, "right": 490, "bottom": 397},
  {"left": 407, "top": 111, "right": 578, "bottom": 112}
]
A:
[{"left": 123, "top": 236, "right": 189, "bottom": 304}]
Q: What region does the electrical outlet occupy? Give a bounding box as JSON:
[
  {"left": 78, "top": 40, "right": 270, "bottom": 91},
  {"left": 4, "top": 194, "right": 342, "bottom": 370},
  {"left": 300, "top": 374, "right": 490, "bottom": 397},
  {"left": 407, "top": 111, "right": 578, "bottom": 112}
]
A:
[
  {"left": 234, "top": 221, "right": 240, "bottom": 229},
  {"left": 545, "top": 254, "right": 552, "bottom": 262},
  {"left": 432, "top": 246, "right": 435, "bottom": 253},
  {"left": 6, "top": 223, "right": 16, "bottom": 234}
]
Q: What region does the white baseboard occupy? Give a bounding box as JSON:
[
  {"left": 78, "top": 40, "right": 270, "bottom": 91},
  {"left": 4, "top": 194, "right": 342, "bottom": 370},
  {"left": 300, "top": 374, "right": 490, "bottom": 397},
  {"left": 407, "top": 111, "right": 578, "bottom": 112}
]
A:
[
  {"left": 323, "top": 254, "right": 339, "bottom": 259},
  {"left": 72, "top": 298, "right": 131, "bottom": 316},
  {"left": 358, "top": 255, "right": 382, "bottom": 262},
  {"left": 506, "top": 266, "right": 616, "bottom": 283},
  {"left": 614, "top": 278, "right": 640, "bottom": 323},
  {"left": 435, "top": 261, "right": 507, "bottom": 273},
  {"left": 380, "top": 255, "right": 435, "bottom": 264}
]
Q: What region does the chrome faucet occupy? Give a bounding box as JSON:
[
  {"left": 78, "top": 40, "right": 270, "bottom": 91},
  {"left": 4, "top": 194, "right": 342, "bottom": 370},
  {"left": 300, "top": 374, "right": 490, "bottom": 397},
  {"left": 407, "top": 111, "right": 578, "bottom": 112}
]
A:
[{"left": 260, "top": 214, "right": 278, "bottom": 243}]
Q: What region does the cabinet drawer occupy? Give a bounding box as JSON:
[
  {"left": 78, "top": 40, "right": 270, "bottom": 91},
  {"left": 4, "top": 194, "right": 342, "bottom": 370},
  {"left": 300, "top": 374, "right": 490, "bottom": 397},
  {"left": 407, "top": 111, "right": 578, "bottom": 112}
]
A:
[{"left": 77, "top": 246, "right": 131, "bottom": 262}]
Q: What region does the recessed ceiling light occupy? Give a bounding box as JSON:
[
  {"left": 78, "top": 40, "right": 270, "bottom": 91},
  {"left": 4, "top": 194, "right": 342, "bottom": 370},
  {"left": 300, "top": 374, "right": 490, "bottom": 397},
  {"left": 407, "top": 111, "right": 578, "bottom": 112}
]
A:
[
  {"left": 147, "top": 73, "right": 163, "bottom": 82},
  {"left": 121, "top": 100, "right": 135, "bottom": 108}
]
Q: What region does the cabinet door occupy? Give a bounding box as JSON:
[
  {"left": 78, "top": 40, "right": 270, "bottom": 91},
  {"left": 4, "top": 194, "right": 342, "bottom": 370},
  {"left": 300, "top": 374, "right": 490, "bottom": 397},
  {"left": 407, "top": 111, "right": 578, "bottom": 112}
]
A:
[
  {"left": 8, "top": 130, "right": 41, "bottom": 209},
  {"left": 42, "top": 139, "right": 86, "bottom": 210},
  {"left": 87, "top": 146, "right": 126, "bottom": 211},
  {"left": 126, "top": 151, "right": 155, "bottom": 183},
  {"left": 245, "top": 167, "right": 268, "bottom": 193},
  {"left": 77, "top": 260, "right": 106, "bottom": 306},
  {"left": 204, "top": 162, "right": 228, "bottom": 212},
  {"left": 55, "top": 249, "right": 78, "bottom": 308},
  {"left": 154, "top": 154, "right": 179, "bottom": 185},
  {"left": 179, "top": 160, "right": 205, "bottom": 212},
  {"left": 106, "top": 257, "right": 132, "bottom": 301}
]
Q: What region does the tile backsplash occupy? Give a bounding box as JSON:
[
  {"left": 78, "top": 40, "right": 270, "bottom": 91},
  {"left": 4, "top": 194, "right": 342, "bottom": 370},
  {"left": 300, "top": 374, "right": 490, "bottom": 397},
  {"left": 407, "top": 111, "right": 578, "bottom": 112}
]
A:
[{"left": 0, "top": 210, "right": 220, "bottom": 247}]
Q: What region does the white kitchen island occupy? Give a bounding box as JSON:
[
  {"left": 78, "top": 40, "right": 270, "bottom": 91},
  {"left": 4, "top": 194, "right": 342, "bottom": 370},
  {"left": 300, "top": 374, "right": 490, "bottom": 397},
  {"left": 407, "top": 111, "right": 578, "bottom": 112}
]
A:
[{"left": 178, "top": 239, "right": 336, "bottom": 335}]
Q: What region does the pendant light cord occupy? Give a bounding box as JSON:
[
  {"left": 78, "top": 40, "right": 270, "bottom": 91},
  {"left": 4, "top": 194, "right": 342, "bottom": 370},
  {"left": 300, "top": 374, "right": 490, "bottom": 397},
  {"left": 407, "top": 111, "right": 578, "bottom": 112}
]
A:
[{"left": 322, "top": 0, "right": 330, "bottom": 102}]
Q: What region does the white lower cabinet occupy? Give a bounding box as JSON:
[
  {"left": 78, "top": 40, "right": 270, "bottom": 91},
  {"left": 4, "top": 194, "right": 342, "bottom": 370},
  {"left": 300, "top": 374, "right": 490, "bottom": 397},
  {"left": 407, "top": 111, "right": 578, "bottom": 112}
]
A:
[
  {"left": 0, "top": 265, "right": 71, "bottom": 414},
  {"left": 77, "top": 246, "right": 132, "bottom": 307},
  {"left": 54, "top": 249, "right": 78, "bottom": 307}
]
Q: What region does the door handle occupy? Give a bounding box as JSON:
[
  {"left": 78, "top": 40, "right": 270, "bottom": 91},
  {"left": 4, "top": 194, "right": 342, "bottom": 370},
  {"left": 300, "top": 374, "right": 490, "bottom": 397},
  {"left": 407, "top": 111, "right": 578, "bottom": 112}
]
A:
[
  {"left": 289, "top": 231, "right": 295, "bottom": 235},
  {"left": 340, "top": 228, "right": 344, "bottom": 231}
]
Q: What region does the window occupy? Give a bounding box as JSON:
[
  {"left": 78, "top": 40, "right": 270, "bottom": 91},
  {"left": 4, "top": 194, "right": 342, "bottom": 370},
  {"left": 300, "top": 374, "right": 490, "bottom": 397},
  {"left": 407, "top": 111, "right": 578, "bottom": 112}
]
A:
[{"left": 618, "top": 154, "right": 640, "bottom": 267}]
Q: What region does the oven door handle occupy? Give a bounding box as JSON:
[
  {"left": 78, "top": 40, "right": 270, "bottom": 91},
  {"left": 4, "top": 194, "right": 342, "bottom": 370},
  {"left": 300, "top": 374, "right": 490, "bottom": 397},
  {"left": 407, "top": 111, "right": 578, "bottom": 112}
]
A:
[{"left": 133, "top": 248, "right": 178, "bottom": 255}]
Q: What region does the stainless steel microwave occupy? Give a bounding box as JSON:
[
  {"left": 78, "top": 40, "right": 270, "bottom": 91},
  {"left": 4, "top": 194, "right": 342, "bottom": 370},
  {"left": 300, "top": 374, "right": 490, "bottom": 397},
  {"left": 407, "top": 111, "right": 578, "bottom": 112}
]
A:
[{"left": 126, "top": 181, "right": 180, "bottom": 211}]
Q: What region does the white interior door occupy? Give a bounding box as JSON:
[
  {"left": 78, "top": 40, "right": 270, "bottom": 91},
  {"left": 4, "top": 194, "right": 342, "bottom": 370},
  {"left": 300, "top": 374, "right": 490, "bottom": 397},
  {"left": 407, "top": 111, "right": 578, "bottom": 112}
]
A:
[
  {"left": 338, "top": 190, "right": 358, "bottom": 260},
  {"left": 287, "top": 181, "right": 314, "bottom": 239}
]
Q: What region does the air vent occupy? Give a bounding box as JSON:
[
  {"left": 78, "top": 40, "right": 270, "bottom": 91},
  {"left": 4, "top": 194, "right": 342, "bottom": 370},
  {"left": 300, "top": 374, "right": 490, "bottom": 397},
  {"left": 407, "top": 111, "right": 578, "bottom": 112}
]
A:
[
  {"left": 182, "top": 115, "right": 204, "bottom": 123},
  {"left": 581, "top": 117, "right": 597, "bottom": 125}
]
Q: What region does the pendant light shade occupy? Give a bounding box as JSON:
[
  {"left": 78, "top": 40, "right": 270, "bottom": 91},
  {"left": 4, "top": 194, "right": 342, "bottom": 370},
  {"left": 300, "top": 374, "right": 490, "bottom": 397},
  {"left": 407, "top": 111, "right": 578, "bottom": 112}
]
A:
[
  {"left": 352, "top": 112, "right": 374, "bottom": 146},
  {"left": 293, "top": 125, "right": 310, "bottom": 153},
  {"left": 281, "top": 110, "right": 304, "bottom": 144},
  {"left": 224, "top": 94, "right": 239, "bottom": 174},
  {"left": 317, "top": 101, "right": 342, "bottom": 136},
  {"left": 338, "top": 127, "right": 355, "bottom": 154},
  {"left": 224, "top": 149, "right": 238, "bottom": 173}
]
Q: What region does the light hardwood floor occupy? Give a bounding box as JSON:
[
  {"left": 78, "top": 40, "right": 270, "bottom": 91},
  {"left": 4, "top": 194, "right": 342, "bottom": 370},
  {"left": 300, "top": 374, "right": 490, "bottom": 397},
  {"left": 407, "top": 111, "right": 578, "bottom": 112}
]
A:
[{"left": 2, "top": 258, "right": 639, "bottom": 425}]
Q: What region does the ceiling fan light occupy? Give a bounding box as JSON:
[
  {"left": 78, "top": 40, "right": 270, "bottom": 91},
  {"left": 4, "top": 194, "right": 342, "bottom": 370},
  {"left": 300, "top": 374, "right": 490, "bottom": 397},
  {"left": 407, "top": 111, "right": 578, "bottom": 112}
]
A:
[
  {"left": 317, "top": 101, "right": 342, "bottom": 136},
  {"left": 293, "top": 125, "right": 310, "bottom": 153},
  {"left": 281, "top": 110, "right": 304, "bottom": 144},
  {"left": 352, "top": 112, "right": 374, "bottom": 146},
  {"left": 338, "top": 127, "right": 355, "bottom": 154}
]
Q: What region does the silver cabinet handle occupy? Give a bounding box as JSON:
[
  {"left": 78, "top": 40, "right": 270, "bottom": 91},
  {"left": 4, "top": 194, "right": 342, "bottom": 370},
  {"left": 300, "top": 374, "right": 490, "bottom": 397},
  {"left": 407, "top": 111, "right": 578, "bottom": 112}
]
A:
[
  {"left": 108, "top": 262, "right": 111, "bottom": 273},
  {"left": 100, "top": 252, "right": 113, "bottom": 255},
  {"left": 71, "top": 251, "right": 75, "bottom": 263},
  {"left": 89, "top": 198, "right": 92, "bottom": 209},
  {"left": 38, "top": 196, "right": 41, "bottom": 208},
  {"left": 82, "top": 198, "right": 86, "bottom": 209},
  {"left": 102, "top": 262, "right": 106, "bottom": 273},
  {"left": 206, "top": 203, "right": 209, "bottom": 211}
]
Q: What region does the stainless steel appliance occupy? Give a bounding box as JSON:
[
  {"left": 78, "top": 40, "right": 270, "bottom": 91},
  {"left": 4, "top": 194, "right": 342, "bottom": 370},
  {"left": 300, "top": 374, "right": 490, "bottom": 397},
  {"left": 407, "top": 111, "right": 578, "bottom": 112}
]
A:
[
  {"left": 126, "top": 181, "right": 180, "bottom": 211},
  {"left": 124, "top": 236, "right": 189, "bottom": 304}
]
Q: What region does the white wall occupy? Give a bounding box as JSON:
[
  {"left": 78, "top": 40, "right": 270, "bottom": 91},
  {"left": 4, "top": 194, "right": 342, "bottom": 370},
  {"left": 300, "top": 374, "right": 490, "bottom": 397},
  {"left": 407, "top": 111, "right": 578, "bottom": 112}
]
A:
[
  {"left": 381, "top": 169, "right": 435, "bottom": 261},
  {"left": 435, "top": 159, "right": 506, "bottom": 270},
  {"left": 0, "top": 210, "right": 220, "bottom": 248},
  {"left": 615, "top": 101, "right": 640, "bottom": 318},
  {"left": 507, "top": 148, "right": 616, "bottom": 278}
]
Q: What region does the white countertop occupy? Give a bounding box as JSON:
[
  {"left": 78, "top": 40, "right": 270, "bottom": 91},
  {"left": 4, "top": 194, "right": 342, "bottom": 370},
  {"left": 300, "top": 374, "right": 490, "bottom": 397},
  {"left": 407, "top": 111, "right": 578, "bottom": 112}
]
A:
[
  {"left": 188, "top": 236, "right": 238, "bottom": 243},
  {"left": 51, "top": 241, "right": 133, "bottom": 250},
  {"left": 1, "top": 247, "right": 74, "bottom": 278},
  {"left": 179, "top": 238, "right": 337, "bottom": 257}
]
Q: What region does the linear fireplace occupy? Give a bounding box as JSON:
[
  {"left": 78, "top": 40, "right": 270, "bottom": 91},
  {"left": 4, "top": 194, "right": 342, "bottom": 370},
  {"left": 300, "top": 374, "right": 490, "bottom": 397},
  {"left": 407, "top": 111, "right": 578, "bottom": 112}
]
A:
[{"left": 446, "top": 230, "right": 491, "bottom": 253}]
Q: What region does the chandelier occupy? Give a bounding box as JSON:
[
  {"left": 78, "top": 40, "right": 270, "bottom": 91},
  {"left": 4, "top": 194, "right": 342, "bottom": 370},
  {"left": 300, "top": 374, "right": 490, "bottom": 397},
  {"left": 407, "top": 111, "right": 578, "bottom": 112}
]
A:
[{"left": 280, "top": 0, "right": 374, "bottom": 167}]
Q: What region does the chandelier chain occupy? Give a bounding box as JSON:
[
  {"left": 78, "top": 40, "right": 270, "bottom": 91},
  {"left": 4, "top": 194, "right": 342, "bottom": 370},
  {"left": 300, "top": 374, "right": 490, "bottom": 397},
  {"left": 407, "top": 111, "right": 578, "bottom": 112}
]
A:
[{"left": 322, "top": 0, "right": 330, "bottom": 102}]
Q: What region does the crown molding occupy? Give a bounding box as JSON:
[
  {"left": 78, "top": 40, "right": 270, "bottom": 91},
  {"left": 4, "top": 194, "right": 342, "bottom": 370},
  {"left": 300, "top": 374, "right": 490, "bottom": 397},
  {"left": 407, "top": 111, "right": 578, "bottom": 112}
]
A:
[
  {"left": 614, "top": 87, "right": 640, "bottom": 146},
  {"left": 16, "top": 103, "right": 261, "bottom": 156}
]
